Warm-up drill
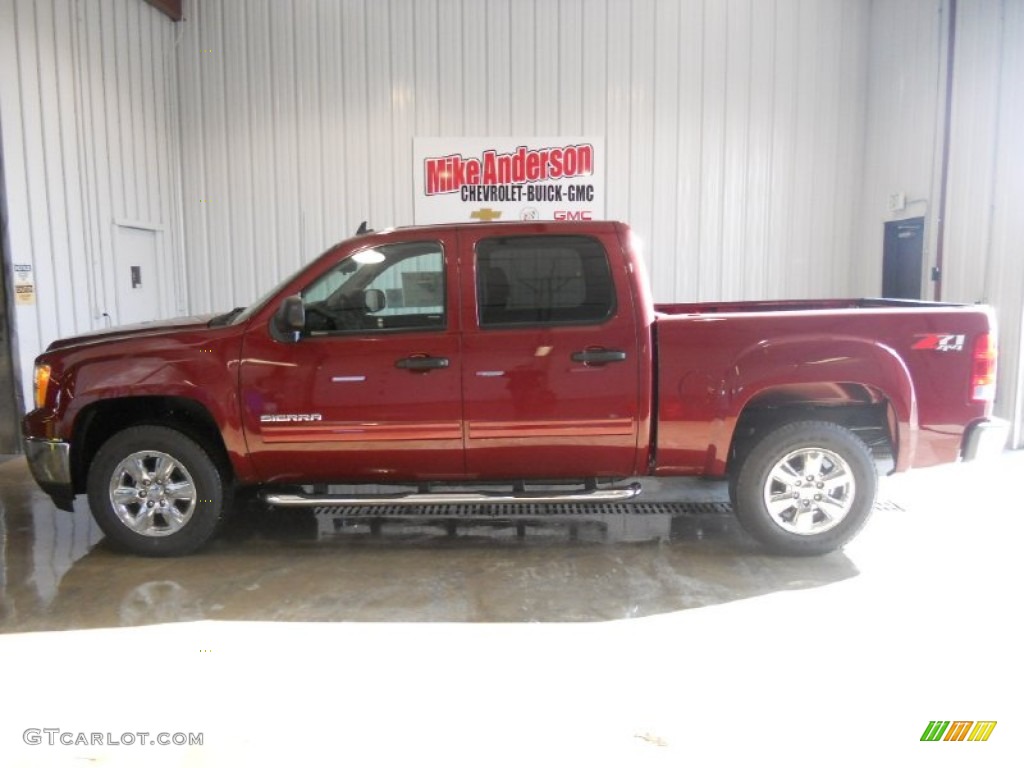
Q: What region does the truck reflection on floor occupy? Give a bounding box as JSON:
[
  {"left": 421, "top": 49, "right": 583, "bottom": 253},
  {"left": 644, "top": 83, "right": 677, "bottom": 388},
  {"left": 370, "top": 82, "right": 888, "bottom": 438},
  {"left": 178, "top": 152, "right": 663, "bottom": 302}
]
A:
[
  {"left": 308, "top": 503, "right": 739, "bottom": 545},
  {"left": 1, "top": 454, "right": 862, "bottom": 630}
]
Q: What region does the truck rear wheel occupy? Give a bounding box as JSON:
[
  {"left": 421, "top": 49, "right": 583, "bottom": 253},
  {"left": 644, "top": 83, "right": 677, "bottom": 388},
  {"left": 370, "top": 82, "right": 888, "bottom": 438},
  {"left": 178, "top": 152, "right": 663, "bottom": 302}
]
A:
[
  {"left": 730, "top": 420, "right": 876, "bottom": 555},
  {"left": 86, "top": 425, "right": 226, "bottom": 556}
]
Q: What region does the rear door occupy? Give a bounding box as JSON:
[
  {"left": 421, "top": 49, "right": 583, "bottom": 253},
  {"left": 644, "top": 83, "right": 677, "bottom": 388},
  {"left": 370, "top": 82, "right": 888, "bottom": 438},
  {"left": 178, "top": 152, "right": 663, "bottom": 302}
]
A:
[
  {"left": 239, "top": 234, "right": 464, "bottom": 483},
  {"left": 460, "top": 228, "right": 642, "bottom": 478}
]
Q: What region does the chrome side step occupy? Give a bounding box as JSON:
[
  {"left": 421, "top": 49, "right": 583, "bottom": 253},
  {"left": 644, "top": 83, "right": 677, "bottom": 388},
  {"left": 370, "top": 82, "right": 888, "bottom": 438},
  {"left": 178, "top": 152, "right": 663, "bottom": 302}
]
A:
[{"left": 263, "top": 482, "right": 642, "bottom": 508}]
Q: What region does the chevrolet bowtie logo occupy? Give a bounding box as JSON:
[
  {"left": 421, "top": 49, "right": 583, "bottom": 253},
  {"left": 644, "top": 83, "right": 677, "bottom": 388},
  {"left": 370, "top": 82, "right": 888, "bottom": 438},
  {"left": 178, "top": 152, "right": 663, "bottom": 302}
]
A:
[{"left": 470, "top": 208, "right": 502, "bottom": 222}]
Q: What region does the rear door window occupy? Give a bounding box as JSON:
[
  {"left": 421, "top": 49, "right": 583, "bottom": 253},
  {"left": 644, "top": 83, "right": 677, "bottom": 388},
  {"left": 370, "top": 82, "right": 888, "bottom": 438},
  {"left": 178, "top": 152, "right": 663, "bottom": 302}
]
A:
[{"left": 475, "top": 235, "right": 616, "bottom": 327}]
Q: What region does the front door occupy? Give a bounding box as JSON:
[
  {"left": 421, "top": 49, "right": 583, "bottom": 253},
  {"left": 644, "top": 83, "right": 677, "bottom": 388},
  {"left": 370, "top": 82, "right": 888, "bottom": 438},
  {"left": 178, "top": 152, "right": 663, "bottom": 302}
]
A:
[
  {"left": 460, "top": 231, "right": 642, "bottom": 479},
  {"left": 239, "top": 236, "right": 464, "bottom": 483}
]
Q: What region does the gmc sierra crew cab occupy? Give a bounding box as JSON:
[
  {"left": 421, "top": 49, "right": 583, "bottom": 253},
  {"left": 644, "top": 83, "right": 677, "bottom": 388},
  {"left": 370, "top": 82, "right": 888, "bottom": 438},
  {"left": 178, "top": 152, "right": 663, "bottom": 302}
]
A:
[{"left": 22, "top": 221, "right": 1009, "bottom": 556}]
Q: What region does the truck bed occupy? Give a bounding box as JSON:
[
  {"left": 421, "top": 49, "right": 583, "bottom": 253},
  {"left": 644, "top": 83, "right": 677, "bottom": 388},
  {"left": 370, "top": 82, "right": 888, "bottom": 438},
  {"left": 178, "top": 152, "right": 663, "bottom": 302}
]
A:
[{"left": 650, "top": 299, "right": 994, "bottom": 477}]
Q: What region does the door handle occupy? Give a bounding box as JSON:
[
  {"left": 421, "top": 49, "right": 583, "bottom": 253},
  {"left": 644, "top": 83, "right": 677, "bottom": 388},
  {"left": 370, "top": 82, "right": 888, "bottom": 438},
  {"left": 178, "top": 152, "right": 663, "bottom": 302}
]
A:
[
  {"left": 396, "top": 355, "right": 450, "bottom": 371},
  {"left": 571, "top": 348, "right": 627, "bottom": 365}
]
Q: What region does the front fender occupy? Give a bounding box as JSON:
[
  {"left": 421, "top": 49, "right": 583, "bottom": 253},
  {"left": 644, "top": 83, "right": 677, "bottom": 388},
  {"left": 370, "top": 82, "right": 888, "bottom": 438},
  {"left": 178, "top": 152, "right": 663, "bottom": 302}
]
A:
[
  {"left": 24, "top": 327, "right": 253, "bottom": 483},
  {"left": 65, "top": 357, "right": 235, "bottom": 430}
]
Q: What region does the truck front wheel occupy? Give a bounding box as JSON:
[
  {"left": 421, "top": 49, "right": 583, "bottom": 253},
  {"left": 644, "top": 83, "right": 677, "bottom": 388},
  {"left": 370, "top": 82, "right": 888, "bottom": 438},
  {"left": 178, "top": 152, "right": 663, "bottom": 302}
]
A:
[
  {"left": 731, "top": 421, "right": 876, "bottom": 555},
  {"left": 86, "top": 425, "right": 226, "bottom": 556}
]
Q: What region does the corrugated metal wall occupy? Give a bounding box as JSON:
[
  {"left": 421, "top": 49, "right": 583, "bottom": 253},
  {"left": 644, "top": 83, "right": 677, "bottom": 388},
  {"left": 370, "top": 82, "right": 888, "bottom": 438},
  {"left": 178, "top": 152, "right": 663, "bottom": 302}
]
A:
[
  {"left": 0, "top": 0, "right": 184, "bottom": 409},
  {"left": 175, "top": 0, "right": 870, "bottom": 315},
  {"left": 944, "top": 0, "right": 1024, "bottom": 445},
  {"left": 2, "top": 0, "right": 1019, "bottom": 444},
  {"left": 858, "top": 0, "right": 1024, "bottom": 444},
  {"left": 856, "top": 0, "right": 944, "bottom": 297}
]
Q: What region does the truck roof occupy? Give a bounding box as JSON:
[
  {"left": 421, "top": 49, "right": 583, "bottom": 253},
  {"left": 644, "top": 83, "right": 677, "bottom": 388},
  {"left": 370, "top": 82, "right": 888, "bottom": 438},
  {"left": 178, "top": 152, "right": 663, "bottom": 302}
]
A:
[{"left": 356, "top": 219, "right": 625, "bottom": 239}]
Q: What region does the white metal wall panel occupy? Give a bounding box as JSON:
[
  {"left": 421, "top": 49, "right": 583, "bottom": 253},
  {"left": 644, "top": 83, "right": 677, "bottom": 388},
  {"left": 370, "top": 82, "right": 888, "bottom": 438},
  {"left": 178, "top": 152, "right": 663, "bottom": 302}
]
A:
[
  {"left": 832, "top": 0, "right": 869, "bottom": 300},
  {"left": 649, "top": 0, "right": 684, "bottom": 295},
  {"left": 943, "top": 0, "right": 1001, "bottom": 306},
  {"left": 742, "top": 0, "right": 774, "bottom": 303},
  {"left": 174, "top": 0, "right": 871, "bottom": 313},
  {"left": 0, "top": 0, "right": 183, "bottom": 409},
  {"left": 855, "top": 0, "right": 944, "bottom": 297},
  {"left": 990, "top": 0, "right": 1024, "bottom": 446},
  {"left": 719, "top": 0, "right": 750, "bottom": 301},
  {"left": 765, "top": 0, "right": 797, "bottom": 301},
  {"left": 627, "top": 0, "right": 655, "bottom": 280},
  {"left": 944, "top": 0, "right": 1024, "bottom": 442},
  {"left": 859, "top": 0, "right": 1023, "bottom": 441}
]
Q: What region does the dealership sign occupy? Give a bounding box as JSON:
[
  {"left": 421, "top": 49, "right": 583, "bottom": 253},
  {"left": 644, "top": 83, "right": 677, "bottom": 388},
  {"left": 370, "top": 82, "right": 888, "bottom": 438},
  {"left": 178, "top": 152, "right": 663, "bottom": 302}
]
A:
[{"left": 413, "top": 137, "right": 605, "bottom": 225}]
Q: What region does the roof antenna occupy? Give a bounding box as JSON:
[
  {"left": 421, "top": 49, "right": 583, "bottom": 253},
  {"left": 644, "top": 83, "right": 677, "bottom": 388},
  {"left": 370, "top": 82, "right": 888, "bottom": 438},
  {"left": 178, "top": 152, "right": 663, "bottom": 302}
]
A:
[{"left": 356, "top": 221, "right": 373, "bottom": 235}]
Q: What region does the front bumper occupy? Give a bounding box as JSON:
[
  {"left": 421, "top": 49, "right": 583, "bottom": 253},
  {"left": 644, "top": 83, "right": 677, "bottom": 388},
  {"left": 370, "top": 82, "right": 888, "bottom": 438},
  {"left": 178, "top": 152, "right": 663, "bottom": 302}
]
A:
[
  {"left": 22, "top": 436, "right": 75, "bottom": 511},
  {"left": 961, "top": 418, "right": 1010, "bottom": 461}
]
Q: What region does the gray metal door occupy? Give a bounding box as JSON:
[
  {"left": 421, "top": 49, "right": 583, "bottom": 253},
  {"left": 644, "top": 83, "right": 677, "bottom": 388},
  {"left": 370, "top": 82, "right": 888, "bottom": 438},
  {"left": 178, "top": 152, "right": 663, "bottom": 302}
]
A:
[
  {"left": 882, "top": 217, "right": 925, "bottom": 299},
  {"left": 113, "top": 225, "right": 161, "bottom": 326}
]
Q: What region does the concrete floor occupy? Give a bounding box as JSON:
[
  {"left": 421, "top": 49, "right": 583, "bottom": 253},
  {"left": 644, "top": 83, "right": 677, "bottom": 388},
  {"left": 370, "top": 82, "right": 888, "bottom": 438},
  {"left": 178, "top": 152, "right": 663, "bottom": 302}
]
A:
[
  {"left": 1, "top": 458, "right": 862, "bottom": 629},
  {"left": 1, "top": 452, "right": 1021, "bottom": 766}
]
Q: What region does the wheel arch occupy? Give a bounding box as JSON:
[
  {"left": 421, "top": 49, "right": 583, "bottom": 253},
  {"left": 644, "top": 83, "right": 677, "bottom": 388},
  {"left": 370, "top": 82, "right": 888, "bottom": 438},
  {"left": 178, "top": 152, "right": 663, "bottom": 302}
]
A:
[
  {"left": 715, "top": 338, "right": 918, "bottom": 476},
  {"left": 70, "top": 396, "right": 233, "bottom": 494},
  {"left": 726, "top": 385, "right": 897, "bottom": 475}
]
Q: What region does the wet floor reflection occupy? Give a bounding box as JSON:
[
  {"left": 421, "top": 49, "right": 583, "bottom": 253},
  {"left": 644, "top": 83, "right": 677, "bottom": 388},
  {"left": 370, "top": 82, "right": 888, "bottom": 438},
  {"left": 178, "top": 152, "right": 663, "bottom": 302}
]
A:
[{"left": 0, "top": 457, "right": 859, "bottom": 631}]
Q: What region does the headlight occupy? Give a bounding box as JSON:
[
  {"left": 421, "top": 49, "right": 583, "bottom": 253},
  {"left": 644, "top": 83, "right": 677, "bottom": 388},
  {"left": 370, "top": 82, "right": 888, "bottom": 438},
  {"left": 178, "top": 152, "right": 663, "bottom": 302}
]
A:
[{"left": 33, "top": 364, "right": 52, "bottom": 409}]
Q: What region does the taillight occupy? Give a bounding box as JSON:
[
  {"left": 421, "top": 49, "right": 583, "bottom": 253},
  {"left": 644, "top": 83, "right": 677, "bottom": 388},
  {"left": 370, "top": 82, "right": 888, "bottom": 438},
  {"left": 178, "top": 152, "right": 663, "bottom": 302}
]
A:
[
  {"left": 33, "top": 364, "right": 52, "bottom": 409},
  {"left": 970, "top": 333, "right": 997, "bottom": 402}
]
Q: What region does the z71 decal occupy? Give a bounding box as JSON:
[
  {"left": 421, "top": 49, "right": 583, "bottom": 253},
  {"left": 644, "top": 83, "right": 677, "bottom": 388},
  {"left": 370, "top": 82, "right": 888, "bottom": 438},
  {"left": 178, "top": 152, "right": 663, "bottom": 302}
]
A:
[{"left": 912, "top": 334, "right": 966, "bottom": 352}]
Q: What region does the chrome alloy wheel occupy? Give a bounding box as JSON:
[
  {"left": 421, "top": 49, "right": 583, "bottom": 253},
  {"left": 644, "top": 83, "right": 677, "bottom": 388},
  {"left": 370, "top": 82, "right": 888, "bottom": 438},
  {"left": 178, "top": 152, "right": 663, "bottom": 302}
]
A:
[
  {"left": 108, "top": 450, "right": 198, "bottom": 537},
  {"left": 762, "top": 447, "right": 856, "bottom": 536}
]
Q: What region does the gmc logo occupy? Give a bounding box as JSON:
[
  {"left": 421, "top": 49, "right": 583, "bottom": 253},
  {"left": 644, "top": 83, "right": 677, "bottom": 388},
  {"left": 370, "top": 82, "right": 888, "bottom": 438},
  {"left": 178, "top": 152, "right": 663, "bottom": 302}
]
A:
[{"left": 553, "top": 210, "right": 593, "bottom": 221}]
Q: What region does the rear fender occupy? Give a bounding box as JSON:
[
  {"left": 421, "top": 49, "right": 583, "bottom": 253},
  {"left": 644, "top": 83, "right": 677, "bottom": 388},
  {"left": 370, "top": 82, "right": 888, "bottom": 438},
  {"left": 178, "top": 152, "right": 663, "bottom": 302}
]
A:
[{"left": 715, "top": 336, "right": 918, "bottom": 473}]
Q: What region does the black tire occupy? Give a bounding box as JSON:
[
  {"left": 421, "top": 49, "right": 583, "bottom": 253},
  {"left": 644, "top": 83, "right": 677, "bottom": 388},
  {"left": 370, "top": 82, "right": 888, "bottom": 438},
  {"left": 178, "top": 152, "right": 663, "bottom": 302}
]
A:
[
  {"left": 731, "top": 420, "right": 876, "bottom": 555},
  {"left": 86, "top": 425, "right": 226, "bottom": 556}
]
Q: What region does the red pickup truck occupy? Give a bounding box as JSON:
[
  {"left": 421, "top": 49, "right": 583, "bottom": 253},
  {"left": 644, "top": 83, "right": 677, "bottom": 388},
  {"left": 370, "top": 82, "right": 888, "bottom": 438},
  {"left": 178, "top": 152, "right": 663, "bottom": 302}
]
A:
[{"left": 22, "top": 221, "right": 1008, "bottom": 556}]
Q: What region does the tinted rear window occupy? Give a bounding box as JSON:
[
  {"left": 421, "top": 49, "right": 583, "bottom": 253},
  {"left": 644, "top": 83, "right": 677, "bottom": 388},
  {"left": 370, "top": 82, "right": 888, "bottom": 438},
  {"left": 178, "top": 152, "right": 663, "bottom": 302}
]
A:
[{"left": 475, "top": 235, "right": 616, "bottom": 327}]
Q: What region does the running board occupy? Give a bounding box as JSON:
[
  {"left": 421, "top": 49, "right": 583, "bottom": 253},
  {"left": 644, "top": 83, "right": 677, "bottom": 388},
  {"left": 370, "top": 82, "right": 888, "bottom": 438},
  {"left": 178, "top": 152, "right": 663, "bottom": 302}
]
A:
[{"left": 263, "top": 482, "right": 642, "bottom": 508}]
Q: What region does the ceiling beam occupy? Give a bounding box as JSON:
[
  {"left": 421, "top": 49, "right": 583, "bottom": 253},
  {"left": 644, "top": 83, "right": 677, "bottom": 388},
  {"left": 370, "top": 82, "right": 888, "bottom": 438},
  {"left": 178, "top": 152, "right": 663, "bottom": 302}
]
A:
[{"left": 142, "top": 0, "right": 182, "bottom": 22}]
